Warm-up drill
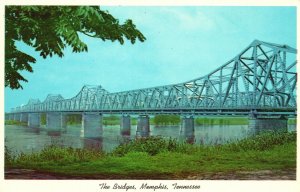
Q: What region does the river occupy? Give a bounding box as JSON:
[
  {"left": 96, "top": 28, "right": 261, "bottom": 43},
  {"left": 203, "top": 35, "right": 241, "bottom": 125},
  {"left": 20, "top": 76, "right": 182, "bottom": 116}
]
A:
[{"left": 5, "top": 123, "right": 296, "bottom": 154}]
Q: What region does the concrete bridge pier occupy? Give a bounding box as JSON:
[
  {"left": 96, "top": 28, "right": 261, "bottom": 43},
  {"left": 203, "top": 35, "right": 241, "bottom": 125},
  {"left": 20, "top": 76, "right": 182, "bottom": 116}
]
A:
[
  {"left": 120, "top": 115, "right": 131, "bottom": 136},
  {"left": 249, "top": 118, "right": 288, "bottom": 133},
  {"left": 180, "top": 116, "right": 195, "bottom": 143},
  {"left": 136, "top": 115, "right": 150, "bottom": 137},
  {"left": 20, "top": 113, "right": 29, "bottom": 122},
  {"left": 14, "top": 113, "right": 21, "bottom": 121},
  {"left": 82, "top": 112, "right": 103, "bottom": 138},
  {"left": 28, "top": 113, "right": 41, "bottom": 128},
  {"left": 248, "top": 115, "right": 288, "bottom": 134},
  {"left": 46, "top": 112, "right": 67, "bottom": 130},
  {"left": 5, "top": 114, "right": 12, "bottom": 120}
]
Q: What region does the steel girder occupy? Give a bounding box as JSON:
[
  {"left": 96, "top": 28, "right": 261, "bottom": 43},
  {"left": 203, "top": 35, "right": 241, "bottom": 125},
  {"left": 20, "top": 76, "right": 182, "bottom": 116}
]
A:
[{"left": 12, "top": 40, "right": 297, "bottom": 113}]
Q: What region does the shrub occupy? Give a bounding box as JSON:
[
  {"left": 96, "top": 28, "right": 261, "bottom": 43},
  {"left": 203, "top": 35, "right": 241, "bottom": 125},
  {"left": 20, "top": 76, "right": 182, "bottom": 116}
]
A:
[
  {"left": 12, "top": 145, "right": 105, "bottom": 165},
  {"left": 112, "top": 136, "right": 192, "bottom": 156},
  {"left": 5, "top": 145, "right": 15, "bottom": 165},
  {"left": 224, "top": 131, "right": 296, "bottom": 151}
]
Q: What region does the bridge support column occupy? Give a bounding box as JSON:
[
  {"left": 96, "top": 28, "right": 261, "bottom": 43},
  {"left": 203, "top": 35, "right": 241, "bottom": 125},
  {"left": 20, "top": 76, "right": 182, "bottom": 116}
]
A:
[
  {"left": 46, "top": 112, "right": 67, "bottom": 130},
  {"left": 28, "top": 113, "right": 41, "bottom": 128},
  {"left": 136, "top": 115, "right": 150, "bottom": 137},
  {"left": 82, "top": 112, "right": 103, "bottom": 138},
  {"left": 248, "top": 116, "right": 288, "bottom": 133},
  {"left": 20, "top": 113, "right": 28, "bottom": 122},
  {"left": 180, "top": 116, "right": 195, "bottom": 143},
  {"left": 120, "top": 115, "right": 131, "bottom": 135}
]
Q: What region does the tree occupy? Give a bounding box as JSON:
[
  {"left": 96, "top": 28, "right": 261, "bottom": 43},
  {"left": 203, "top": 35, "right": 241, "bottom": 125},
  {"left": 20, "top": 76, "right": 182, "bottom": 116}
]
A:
[{"left": 5, "top": 6, "right": 146, "bottom": 89}]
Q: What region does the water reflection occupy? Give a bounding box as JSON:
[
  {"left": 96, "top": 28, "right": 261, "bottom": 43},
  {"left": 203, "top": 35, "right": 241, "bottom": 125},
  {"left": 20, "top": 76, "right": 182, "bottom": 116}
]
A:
[
  {"left": 250, "top": 126, "right": 288, "bottom": 135},
  {"left": 178, "top": 128, "right": 195, "bottom": 144},
  {"left": 24, "top": 127, "right": 40, "bottom": 135},
  {"left": 65, "top": 124, "right": 82, "bottom": 137},
  {"left": 196, "top": 124, "right": 249, "bottom": 145},
  {"left": 83, "top": 138, "right": 103, "bottom": 151},
  {"left": 120, "top": 129, "right": 130, "bottom": 136},
  {"left": 120, "top": 131, "right": 131, "bottom": 142},
  {"left": 47, "top": 130, "right": 62, "bottom": 136},
  {"left": 179, "top": 130, "right": 195, "bottom": 144},
  {"left": 185, "top": 136, "right": 195, "bottom": 144}
]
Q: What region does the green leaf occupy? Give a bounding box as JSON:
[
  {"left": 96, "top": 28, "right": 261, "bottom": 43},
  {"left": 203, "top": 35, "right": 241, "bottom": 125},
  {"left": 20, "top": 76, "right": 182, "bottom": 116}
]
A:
[{"left": 5, "top": 5, "right": 146, "bottom": 89}]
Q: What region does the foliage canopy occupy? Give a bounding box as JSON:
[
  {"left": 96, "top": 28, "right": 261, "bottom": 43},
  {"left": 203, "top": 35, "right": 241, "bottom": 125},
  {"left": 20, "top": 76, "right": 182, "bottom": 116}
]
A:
[{"left": 5, "top": 6, "right": 146, "bottom": 89}]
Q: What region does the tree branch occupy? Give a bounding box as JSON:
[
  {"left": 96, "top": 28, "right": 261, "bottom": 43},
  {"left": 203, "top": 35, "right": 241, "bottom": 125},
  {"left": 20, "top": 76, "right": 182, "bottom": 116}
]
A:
[{"left": 81, "top": 31, "right": 97, "bottom": 38}]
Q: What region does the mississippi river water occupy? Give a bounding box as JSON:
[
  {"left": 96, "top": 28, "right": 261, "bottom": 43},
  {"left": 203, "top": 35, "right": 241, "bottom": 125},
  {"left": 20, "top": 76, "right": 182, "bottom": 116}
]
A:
[{"left": 5, "top": 123, "right": 296, "bottom": 154}]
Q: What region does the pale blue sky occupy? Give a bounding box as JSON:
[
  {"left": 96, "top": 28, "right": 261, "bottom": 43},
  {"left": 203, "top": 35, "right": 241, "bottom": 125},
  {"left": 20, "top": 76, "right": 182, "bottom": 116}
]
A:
[{"left": 5, "top": 6, "right": 296, "bottom": 112}]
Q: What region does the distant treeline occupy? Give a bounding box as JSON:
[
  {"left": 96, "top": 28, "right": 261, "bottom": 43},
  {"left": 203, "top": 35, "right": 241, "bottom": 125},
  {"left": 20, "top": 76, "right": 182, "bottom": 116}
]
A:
[
  {"left": 41, "top": 114, "right": 46, "bottom": 125},
  {"left": 153, "top": 115, "right": 180, "bottom": 125},
  {"left": 68, "top": 114, "right": 82, "bottom": 125},
  {"left": 103, "top": 115, "right": 120, "bottom": 126}
]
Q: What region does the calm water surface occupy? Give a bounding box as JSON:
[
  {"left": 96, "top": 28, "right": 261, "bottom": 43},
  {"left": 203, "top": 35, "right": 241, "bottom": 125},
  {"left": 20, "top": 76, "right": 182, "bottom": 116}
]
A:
[{"left": 5, "top": 124, "right": 296, "bottom": 154}]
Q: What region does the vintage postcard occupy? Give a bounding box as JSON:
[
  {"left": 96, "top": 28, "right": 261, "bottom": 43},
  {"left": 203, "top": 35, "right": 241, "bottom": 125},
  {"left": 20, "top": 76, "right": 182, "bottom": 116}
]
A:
[{"left": 1, "top": 0, "right": 299, "bottom": 192}]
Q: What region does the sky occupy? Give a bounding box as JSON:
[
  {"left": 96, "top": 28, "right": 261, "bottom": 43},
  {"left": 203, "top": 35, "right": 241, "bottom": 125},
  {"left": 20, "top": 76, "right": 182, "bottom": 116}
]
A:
[{"left": 4, "top": 6, "right": 296, "bottom": 112}]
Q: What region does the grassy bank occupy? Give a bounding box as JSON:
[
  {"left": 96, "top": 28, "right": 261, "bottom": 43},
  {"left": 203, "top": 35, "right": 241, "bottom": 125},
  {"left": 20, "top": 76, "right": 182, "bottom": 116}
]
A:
[{"left": 5, "top": 131, "right": 296, "bottom": 179}]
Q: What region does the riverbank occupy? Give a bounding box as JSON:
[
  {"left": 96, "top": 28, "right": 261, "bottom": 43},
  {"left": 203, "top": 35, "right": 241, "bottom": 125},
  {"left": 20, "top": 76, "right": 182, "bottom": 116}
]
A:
[{"left": 5, "top": 131, "right": 296, "bottom": 180}]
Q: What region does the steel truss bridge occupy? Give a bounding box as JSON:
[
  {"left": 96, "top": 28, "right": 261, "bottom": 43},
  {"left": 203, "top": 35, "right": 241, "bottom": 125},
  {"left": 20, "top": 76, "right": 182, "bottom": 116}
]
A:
[{"left": 10, "top": 40, "right": 297, "bottom": 117}]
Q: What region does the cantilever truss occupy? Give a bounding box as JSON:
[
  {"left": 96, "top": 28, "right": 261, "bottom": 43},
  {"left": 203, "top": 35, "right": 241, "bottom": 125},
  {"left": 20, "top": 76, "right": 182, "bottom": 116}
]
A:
[{"left": 12, "top": 40, "right": 297, "bottom": 113}]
